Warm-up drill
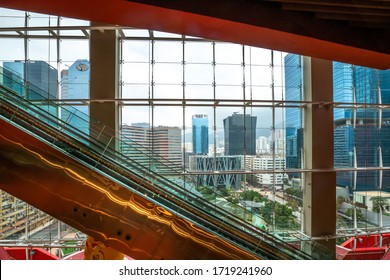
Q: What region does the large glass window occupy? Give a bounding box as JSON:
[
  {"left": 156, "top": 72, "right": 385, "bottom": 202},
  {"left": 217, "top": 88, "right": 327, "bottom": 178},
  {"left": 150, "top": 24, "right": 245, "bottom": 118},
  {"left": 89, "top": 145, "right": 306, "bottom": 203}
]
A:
[
  {"left": 1, "top": 7, "right": 390, "bottom": 259},
  {"left": 0, "top": 9, "right": 90, "bottom": 252}
]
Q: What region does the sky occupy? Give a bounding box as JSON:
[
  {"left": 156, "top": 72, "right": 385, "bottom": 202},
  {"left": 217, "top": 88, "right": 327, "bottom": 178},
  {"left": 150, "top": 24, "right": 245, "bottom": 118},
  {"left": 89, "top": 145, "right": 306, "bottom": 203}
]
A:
[{"left": 0, "top": 7, "right": 290, "bottom": 139}]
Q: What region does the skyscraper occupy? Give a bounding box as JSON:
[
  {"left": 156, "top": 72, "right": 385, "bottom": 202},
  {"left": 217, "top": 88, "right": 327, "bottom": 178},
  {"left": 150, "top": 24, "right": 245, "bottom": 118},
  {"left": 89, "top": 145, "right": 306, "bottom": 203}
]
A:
[
  {"left": 121, "top": 123, "right": 182, "bottom": 167},
  {"left": 192, "top": 114, "right": 209, "bottom": 155},
  {"left": 60, "top": 59, "right": 90, "bottom": 135},
  {"left": 61, "top": 59, "right": 90, "bottom": 100},
  {"left": 223, "top": 112, "right": 257, "bottom": 156},
  {"left": 153, "top": 126, "right": 182, "bottom": 166},
  {"left": 3, "top": 60, "right": 58, "bottom": 100},
  {"left": 285, "top": 54, "right": 390, "bottom": 191},
  {"left": 284, "top": 54, "right": 303, "bottom": 172}
]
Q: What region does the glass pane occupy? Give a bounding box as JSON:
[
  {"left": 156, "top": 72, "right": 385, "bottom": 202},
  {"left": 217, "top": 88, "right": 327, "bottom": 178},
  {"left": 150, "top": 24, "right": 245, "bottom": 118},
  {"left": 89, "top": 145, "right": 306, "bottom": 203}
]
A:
[
  {"left": 122, "top": 40, "right": 150, "bottom": 62},
  {"left": 185, "top": 85, "right": 213, "bottom": 100},
  {"left": 185, "top": 42, "right": 213, "bottom": 63},
  {"left": 28, "top": 14, "right": 57, "bottom": 28},
  {"left": 185, "top": 63, "right": 213, "bottom": 85},
  {"left": 154, "top": 84, "right": 182, "bottom": 99},
  {"left": 215, "top": 43, "right": 242, "bottom": 65},
  {"left": 0, "top": 9, "right": 26, "bottom": 28},
  {"left": 245, "top": 65, "right": 272, "bottom": 87},
  {"left": 122, "top": 84, "right": 150, "bottom": 99},
  {"left": 0, "top": 39, "right": 24, "bottom": 62},
  {"left": 122, "top": 62, "right": 150, "bottom": 84},
  {"left": 122, "top": 105, "right": 151, "bottom": 125},
  {"left": 28, "top": 39, "right": 57, "bottom": 64},
  {"left": 153, "top": 106, "right": 183, "bottom": 127},
  {"left": 215, "top": 64, "right": 243, "bottom": 86},
  {"left": 154, "top": 63, "right": 182, "bottom": 84},
  {"left": 215, "top": 85, "right": 243, "bottom": 100},
  {"left": 60, "top": 40, "right": 89, "bottom": 63},
  {"left": 273, "top": 51, "right": 285, "bottom": 67},
  {"left": 154, "top": 41, "right": 183, "bottom": 62},
  {"left": 249, "top": 86, "right": 273, "bottom": 101},
  {"left": 244, "top": 46, "right": 272, "bottom": 66}
]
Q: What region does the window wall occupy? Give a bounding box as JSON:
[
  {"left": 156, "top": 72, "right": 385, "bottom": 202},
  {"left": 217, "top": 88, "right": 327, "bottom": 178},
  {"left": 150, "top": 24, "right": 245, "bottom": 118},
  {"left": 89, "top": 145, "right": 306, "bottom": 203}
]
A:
[
  {"left": 120, "top": 35, "right": 303, "bottom": 237},
  {"left": 0, "top": 8, "right": 90, "bottom": 249},
  {"left": 1, "top": 7, "right": 390, "bottom": 254}
]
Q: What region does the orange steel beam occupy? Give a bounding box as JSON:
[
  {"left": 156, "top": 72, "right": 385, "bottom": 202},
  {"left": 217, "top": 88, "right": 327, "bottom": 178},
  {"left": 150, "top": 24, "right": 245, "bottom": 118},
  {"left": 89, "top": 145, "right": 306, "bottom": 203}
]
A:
[{"left": 0, "top": 0, "right": 389, "bottom": 69}]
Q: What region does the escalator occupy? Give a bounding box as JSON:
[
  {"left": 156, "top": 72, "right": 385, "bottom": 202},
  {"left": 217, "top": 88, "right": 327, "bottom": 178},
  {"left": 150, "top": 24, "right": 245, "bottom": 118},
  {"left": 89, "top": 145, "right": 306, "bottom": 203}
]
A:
[{"left": 0, "top": 67, "right": 319, "bottom": 259}]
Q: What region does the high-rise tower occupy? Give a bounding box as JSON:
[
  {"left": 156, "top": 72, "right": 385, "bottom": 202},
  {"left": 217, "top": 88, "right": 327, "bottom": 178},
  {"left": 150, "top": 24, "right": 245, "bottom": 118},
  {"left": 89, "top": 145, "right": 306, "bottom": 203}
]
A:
[
  {"left": 223, "top": 112, "right": 257, "bottom": 155},
  {"left": 285, "top": 54, "right": 390, "bottom": 191},
  {"left": 60, "top": 59, "right": 90, "bottom": 135},
  {"left": 192, "top": 114, "right": 209, "bottom": 155}
]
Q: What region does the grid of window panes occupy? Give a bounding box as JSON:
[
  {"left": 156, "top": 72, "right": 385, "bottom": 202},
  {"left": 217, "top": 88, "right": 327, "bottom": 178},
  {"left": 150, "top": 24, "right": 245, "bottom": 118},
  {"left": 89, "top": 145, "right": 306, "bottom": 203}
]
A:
[
  {"left": 120, "top": 34, "right": 303, "bottom": 237},
  {"left": 1, "top": 7, "right": 390, "bottom": 251},
  {"left": 0, "top": 8, "right": 90, "bottom": 249}
]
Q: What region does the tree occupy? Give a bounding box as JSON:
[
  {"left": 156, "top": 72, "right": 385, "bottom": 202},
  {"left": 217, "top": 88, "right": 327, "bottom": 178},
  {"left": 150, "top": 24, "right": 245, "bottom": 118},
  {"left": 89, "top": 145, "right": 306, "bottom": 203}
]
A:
[
  {"left": 336, "top": 196, "right": 346, "bottom": 211},
  {"left": 345, "top": 208, "right": 365, "bottom": 220},
  {"left": 240, "top": 190, "right": 264, "bottom": 202},
  {"left": 370, "top": 196, "right": 390, "bottom": 213},
  {"left": 245, "top": 174, "right": 260, "bottom": 187},
  {"left": 259, "top": 201, "right": 299, "bottom": 229},
  {"left": 219, "top": 187, "right": 229, "bottom": 197}
]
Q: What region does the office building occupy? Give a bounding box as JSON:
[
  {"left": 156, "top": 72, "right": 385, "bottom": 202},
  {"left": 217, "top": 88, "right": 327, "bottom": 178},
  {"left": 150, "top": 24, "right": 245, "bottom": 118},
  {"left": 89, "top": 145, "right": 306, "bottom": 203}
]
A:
[
  {"left": 284, "top": 54, "right": 303, "bottom": 172},
  {"left": 3, "top": 60, "right": 58, "bottom": 100},
  {"left": 253, "top": 156, "right": 286, "bottom": 186},
  {"left": 256, "top": 136, "right": 269, "bottom": 154},
  {"left": 223, "top": 112, "right": 257, "bottom": 156},
  {"left": 121, "top": 124, "right": 182, "bottom": 167},
  {"left": 285, "top": 55, "right": 390, "bottom": 192},
  {"left": 189, "top": 155, "right": 241, "bottom": 189},
  {"left": 192, "top": 114, "right": 209, "bottom": 155},
  {"left": 152, "top": 126, "right": 182, "bottom": 166},
  {"left": 60, "top": 59, "right": 90, "bottom": 135}
]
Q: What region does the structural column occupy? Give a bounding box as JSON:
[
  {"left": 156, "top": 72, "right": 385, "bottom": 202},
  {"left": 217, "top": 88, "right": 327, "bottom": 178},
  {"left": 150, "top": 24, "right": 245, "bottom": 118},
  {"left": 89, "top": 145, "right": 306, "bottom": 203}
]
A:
[
  {"left": 89, "top": 25, "right": 120, "bottom": 150},
  {"left": 302, "top": 57, "right": 336, "bottom": 259},
  {"left": 86, "top": 25, "right": 124, "bottom": 260}
]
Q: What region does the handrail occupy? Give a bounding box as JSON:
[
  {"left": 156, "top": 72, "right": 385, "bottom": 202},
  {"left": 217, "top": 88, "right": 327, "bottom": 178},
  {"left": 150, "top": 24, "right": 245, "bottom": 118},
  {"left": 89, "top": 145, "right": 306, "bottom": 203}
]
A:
[{"left": 0, "top": 66, "right": 334, "bottom": 258}]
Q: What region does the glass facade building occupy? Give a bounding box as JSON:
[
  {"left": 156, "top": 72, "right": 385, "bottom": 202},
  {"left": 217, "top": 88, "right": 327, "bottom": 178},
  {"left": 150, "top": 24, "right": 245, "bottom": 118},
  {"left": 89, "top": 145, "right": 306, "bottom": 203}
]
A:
[
  {"left": 60, "top": 59, "right": 90, "bottom": 135},
  {"left": 3, "top": 60, "right": 57, "bottom": 100},
  {"left": 192, "top": 114, "right": 209, "bottom": 155},
  {"left": 285, "top": 54, "right": 390, "bottom": 192},
  {"left": 284, "top": 54, "right": 303, "bottom": 172},
  {"left": 223, "top": 113, "right": 257, "bottom": 156}
]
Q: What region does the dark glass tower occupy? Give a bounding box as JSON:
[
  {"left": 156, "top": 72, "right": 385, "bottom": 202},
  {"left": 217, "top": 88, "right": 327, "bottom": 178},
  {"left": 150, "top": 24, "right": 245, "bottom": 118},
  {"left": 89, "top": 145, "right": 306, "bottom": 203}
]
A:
[{"left": 223, "top": 112, "right": 257, "bottom": 155}]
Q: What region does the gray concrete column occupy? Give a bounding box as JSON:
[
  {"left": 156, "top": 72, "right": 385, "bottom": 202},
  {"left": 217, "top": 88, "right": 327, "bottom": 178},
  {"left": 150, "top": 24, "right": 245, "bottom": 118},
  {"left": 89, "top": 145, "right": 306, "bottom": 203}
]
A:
[
  {"left": 302, "top": 57, "right": 336, "bottom": 259},
  {"left": 89, "top": 26, "right": 119, "bottom": 149}
]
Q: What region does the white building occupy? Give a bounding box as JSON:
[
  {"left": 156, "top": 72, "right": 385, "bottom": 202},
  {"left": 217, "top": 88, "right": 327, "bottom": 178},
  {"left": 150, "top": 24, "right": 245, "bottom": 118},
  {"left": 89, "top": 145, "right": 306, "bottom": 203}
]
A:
[
  {"left": 253, "top": 156, "right": 286, "bottom": 186},
  {"left": 268, "top": 128, "right": 286, "bottom": 156},
  {"left": 256, "top": 136, "right": 269, "bottom": 154},
  {"left": 354, "top": 191, "right": 390, "bottom": 212}
]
